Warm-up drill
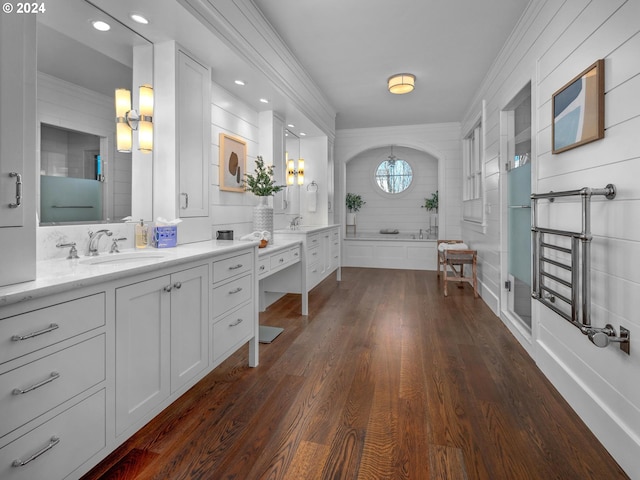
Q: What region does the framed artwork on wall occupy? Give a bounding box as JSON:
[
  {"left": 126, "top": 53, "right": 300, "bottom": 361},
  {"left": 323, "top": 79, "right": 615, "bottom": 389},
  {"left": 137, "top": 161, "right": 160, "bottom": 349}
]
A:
[
  {"left": 219, "top": 133, "right": 247, "bottom": 192},
  {"left": 552, "top": 59, "right": 605, "bottom": 154}
]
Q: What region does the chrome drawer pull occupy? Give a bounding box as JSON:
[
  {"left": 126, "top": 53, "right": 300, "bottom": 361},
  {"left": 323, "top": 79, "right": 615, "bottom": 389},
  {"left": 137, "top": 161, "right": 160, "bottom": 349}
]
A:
[
  {"left": 173, "top": 282, "right": 182, "bottom": 289},
  {"left": 229, "top": 318, "right": 243, "bottom": 327},
  {"left": 279, "top": 258, "right": 284, "bottom": 263},
  {"left": 12, "top": 436, "right": 60, "bottom": 467},
  {"left": 228, "top": 263, "right": 243, "bottom": 270},
  {"left": 259, "top": 265, "right": 265, "bottom": 271},
  {"left": 229, "top": 287, "right": 243, "bottom": 295},
  {"left": 13, "top": 372, "right": 60, "bottom": 395},
  {"left": 11, "top": 323, "right": 59, "bottom": 341}
]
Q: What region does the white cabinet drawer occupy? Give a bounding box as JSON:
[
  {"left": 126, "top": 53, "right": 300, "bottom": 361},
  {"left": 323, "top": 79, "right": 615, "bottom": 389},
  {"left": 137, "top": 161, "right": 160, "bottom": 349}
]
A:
[
  {"left": 0, "top": 334, "right": 105, "bottom": 439},
  {"left": 307, "top": 261, "right": 323, "bottom": 289},
  {"left": 212, "top": 274, "right": 252, "bottom": 318},
  {"left": 212, "top": 251, "right": 252, "bottom": 284},
  {"left": 289, "top": 246, "right": 301, "bottom": 263},
  {"left": 0, "top": 389, "right": 105, "bottom": 480},
  {"left": 0, "top": 293, "right": 105, "bottom": 365},
  {"left": 307, "top": 233, "right": 321, "bottom": 249},
  {"left": 270, "top": 250, "right": 290, "bottom": 270},
  {"left": 307, "top": 244, "right": 320, "bottom": 264},
  {"left": 258, "top": 257, "right": 270, "bottom": 278},
  {"left": 211, "top": 302, "right": 254, "bottom": 364}
]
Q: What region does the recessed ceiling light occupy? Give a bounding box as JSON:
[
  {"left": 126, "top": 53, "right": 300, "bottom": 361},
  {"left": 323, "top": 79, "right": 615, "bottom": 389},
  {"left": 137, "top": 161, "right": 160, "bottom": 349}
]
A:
[
  {"left": 130, "top": 13, "right": 149, "bottom": 24},
  {"left": 234, "top": 80, "right": 246, "bottom": 86},
  {"left": 299, "top": 132, "right": 307, "bottom": 136},
  {"left": 259, "top": 98, "right": 269, "bottom": 104},
  {"left": 287, "top": 124, "right": 295, "bottom": 128},
  {"left": 92, "top": 20, "right": 111, "bottom": 31}
]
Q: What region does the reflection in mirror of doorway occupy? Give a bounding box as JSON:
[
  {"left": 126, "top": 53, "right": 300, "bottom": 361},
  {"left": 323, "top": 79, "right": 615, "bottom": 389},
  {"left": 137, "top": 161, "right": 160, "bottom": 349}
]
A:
[{"left": 39, "top": 124, "right": 105, "bottom": 224}]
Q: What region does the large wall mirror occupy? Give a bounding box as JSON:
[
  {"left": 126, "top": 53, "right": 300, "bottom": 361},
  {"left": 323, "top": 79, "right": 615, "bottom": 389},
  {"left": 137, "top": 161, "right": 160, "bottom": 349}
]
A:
[{"left": 36, "top": 0, "right": 152, "bottom": 225}]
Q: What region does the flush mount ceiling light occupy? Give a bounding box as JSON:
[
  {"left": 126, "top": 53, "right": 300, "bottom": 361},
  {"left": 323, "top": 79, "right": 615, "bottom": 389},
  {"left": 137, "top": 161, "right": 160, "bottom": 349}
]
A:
[{"left": 388, "top": 73, "right": 415, "bottom": 94}]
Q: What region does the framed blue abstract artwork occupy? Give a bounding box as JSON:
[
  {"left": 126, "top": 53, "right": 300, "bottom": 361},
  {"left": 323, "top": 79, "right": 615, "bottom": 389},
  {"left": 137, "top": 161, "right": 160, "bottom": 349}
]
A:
[{"left": 552, "top": 59, "right": 604, "bottom": 154}]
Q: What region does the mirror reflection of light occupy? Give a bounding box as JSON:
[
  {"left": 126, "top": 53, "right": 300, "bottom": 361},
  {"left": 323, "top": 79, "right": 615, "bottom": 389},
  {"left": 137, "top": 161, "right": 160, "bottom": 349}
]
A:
[
  {"left": 92, "top": 20, "right": 111, "bottom": 31},
  {"left": 130, "top": 13, "right": 149, "bottom": 25}
]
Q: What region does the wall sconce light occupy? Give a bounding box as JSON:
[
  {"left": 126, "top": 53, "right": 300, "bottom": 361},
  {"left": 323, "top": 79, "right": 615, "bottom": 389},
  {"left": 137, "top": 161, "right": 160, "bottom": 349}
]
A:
[
  {"left": 115, "top": 84, "right": 153, "bottom": 153},
  {"left": 387, "top": 73, "right": 415, "bottom": 94},
  {"left": 287, "top": 158, "right": 305, "bottom": 186}
]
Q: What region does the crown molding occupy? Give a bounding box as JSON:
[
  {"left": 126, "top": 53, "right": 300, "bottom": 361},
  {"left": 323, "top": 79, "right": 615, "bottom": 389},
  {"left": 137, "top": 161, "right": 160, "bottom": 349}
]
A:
[{"left": 178, "top": 0, "right": 336, "bottom": 139}]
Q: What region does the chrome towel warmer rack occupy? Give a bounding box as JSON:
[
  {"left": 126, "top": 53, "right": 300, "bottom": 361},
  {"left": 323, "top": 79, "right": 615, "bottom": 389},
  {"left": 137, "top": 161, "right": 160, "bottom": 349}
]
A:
[{"left": 531, "top": 184, "right": 630, "bottom": 354}]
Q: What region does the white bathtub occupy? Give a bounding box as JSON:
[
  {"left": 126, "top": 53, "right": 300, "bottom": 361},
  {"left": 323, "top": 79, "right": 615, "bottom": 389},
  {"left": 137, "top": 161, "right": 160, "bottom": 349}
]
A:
[{"left": 343, "top": 231, "right": 437, "bottom": 270}]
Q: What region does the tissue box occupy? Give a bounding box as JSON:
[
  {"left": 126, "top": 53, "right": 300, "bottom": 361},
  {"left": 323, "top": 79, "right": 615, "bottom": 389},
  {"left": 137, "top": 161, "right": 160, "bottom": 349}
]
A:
[{"left": 152, "top": 225, "right": 177, "bottom": 248}]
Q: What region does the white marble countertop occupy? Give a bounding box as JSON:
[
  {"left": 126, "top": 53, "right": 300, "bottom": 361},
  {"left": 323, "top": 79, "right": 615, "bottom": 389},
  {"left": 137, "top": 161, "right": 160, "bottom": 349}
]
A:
[
  {"left": 273, "top": 224, "right": 340, "bottom": 235},
  {"left": 0, "top": 240, "right": 259, "bottom": 307}
]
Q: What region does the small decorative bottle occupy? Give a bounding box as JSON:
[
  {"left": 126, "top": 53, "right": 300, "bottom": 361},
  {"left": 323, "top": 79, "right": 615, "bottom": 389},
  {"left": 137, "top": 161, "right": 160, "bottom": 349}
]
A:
[{"left": 135, "top": 219, "right": 148, "bottom": 249}]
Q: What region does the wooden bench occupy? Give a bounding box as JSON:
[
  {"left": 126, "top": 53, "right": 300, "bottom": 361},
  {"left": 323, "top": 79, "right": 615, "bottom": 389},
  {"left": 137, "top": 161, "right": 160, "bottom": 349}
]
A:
[{"left": 437, "top": 240, "right": 478, "bottom": 297}]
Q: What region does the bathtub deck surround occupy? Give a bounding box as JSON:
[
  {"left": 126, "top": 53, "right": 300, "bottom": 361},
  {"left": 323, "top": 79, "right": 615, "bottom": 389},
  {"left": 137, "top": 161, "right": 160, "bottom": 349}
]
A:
[{"left": 343, "top": 230, "right": 437, "bottom": 271}]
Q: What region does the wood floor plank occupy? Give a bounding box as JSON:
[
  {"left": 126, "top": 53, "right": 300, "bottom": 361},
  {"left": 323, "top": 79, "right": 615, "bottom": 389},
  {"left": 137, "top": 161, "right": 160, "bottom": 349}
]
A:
[{"left": 82, "top": 268, "right": 629, "bottom": 480}]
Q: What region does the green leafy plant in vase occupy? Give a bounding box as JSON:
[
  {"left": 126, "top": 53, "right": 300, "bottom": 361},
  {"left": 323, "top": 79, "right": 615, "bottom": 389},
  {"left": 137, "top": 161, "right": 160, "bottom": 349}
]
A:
[
  {"left": 422, "top": 190, "right": 439, "bottom": 238},
  {"left": 346, "top": 193, "right": 365, "bottom": 227}
]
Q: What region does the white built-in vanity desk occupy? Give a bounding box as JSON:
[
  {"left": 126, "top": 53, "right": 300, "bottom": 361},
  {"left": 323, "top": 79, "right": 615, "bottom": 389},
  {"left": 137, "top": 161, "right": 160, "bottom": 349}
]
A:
[
  {"left": 0, "top": 240, "right": 259, "bottom": 480},
  {"left": 260, "top": 225, "right": 341, "bottom": 315}
]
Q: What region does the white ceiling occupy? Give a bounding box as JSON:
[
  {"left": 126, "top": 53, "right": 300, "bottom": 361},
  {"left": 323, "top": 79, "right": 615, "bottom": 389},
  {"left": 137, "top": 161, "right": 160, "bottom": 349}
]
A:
[
  {"left": 77, "top": 0, "right": 530, "bottom": 134},
  {"left": 252, "top": 0, "right": 531, "bottom": 129}
]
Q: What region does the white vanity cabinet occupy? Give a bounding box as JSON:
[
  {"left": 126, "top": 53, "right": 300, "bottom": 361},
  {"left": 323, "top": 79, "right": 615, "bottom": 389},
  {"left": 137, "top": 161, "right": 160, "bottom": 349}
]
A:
[
  {"left": 115, "top": 263, "right": 208, "bottom": 436},
  {"left": 278, "top": 226, "right": 341, "bottom": 291},
  {"left": 0, "top": 242, "right": 258, "bottom": 479},
  {"left": 0, "top": 15, "right": 36, "bottom": 287},
  {"left": 0, "top": 291, "right": 107, "bottom": 480},
  {"left": 210, "top": 250, "right": 257, "bottom": 367}
]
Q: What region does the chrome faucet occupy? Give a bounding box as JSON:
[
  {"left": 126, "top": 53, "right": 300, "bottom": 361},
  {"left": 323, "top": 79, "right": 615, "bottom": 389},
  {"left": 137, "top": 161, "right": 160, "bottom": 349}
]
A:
[
  {"left": 419, "top": 228, "right": 424, "bottom": 239},
  {"left": 290, "top": 216, "right": 302, "bottom": 230},
  {"left": 88, "top": 229, "right": 113, "bottom": 256}
]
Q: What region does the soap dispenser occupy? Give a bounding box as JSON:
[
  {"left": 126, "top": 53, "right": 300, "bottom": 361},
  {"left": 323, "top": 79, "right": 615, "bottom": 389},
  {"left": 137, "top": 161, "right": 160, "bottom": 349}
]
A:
[{"left": 135, "top": 219, "right": 148, "bottom": 249}]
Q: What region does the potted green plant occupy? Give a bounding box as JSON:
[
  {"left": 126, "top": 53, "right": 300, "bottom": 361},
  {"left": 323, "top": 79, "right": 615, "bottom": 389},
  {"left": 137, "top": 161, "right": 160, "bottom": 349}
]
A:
[
  {"left": 346, "top": 193, "right": 365, "bottom": 226},
  {"left": 422, "top": 190, "right": 438, "bottom": 212},
  {"left": 244, "top": 156, "right": 283, "bottom": 243},
  {"left": 244, "top": 156, "right": 283, "bottom": 196},
  {"left": 422, "top": 191, "right": 439, "bottom": 237}
]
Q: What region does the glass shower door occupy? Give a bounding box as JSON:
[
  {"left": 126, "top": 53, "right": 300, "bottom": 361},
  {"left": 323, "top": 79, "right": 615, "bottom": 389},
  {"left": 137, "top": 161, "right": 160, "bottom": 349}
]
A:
[{"left": 507, "top": 159, "right": 531, "bottom": 329}]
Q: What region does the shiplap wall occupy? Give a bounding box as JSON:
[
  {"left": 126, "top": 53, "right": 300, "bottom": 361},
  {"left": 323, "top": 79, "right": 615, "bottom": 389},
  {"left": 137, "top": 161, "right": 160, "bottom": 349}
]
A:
[
  {"left": 345, "top": 146, "right": 438, "bottom": 235},
  {"left": 335, "top": 123, "right": 463, "bottom": 241},
  {"left": 210, "top": 83, "right": 292, "bottom": 238},
  {"left": 461, "top": 0, "right": 640, "bottom": 475}
]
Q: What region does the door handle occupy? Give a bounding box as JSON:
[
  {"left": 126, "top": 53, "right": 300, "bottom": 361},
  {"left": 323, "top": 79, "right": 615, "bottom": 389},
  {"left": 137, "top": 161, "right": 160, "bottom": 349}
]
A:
[{"left": 9, "top": 172, "right": 22, "bottom": 208}]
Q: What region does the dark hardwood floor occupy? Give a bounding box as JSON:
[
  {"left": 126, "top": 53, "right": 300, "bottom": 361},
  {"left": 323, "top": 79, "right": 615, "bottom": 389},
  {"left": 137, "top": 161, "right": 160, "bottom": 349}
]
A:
[{"left": 82, "top": 268, "right": 628, "bottom": 479}]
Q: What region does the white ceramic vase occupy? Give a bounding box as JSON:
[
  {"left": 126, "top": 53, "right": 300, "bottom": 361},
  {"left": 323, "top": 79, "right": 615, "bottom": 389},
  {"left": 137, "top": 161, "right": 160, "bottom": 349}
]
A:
[
  {"left": 346, "top": 212, "right": 357, "bottom": 226},
  {"left": 253, "top": 196, "right": 273, "bottom": 241}
]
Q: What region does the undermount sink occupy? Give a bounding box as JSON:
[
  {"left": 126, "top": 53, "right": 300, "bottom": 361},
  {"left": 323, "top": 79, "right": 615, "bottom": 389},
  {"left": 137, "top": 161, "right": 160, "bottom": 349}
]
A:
[{"left": 79, "top": 251, "right": 166, "bottom": 266}]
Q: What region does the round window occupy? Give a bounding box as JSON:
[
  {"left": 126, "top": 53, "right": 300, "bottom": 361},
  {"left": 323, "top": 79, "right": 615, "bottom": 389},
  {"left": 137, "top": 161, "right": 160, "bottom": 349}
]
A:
[{"left": 375, "top": 159, "right": 413, "bottom": 194}]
